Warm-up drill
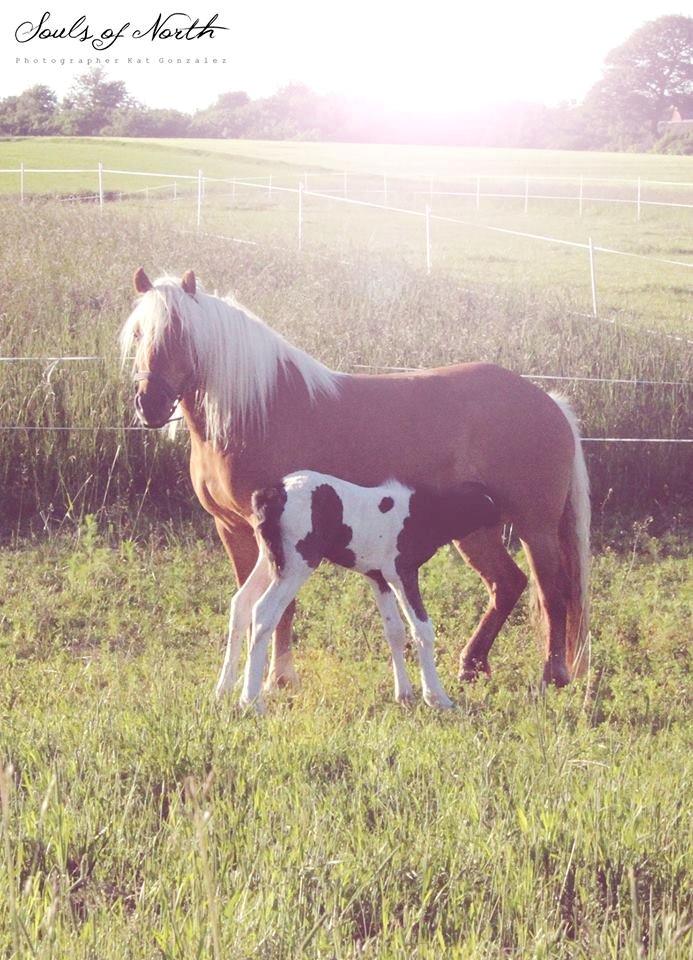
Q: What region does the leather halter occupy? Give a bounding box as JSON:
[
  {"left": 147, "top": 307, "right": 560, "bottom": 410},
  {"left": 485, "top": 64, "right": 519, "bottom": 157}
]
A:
[{"left": 133, "top": 370, "right": 190, "bottom": 426}]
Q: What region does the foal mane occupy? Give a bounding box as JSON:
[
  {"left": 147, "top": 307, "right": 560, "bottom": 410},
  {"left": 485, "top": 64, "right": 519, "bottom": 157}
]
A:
[{"left": 120, "top": 276, "right": 340, "bottom": 446}]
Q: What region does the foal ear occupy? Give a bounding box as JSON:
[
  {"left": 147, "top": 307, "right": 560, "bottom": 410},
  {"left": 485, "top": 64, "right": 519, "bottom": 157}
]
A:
[
  {"left": 181, "top": 270, "right": 196, "bottom": 296},
  {"left": 133, "top": 267, "right": 152, "bottom": 294}
]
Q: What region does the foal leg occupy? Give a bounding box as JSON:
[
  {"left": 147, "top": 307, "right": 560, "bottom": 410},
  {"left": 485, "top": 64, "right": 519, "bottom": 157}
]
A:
[
  {"left": 241, "top": 563, "right": 311, "bottom": 713},
  {"left": 367, "top": 579, "right": 414, "bottom": 704},
  {"left": 520, "top": 528, "right": 571, "bottom": 688},
  {"left": 389, "top": 572, "right": 454, "bottom": 709},
  {"left": 453, "top": 526, "right": 528, "bottom": 682},
  {"left": 214, "top": 517, "right": 299, "bottom": 691},
  {"left": 215, "top": 554, "right": 270, "bottom": 699}
]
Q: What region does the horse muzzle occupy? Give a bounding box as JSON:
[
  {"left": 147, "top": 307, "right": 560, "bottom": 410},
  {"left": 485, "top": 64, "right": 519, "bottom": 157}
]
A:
[{"left": 133, "top": 371, "right": 186, "bottom": 428}]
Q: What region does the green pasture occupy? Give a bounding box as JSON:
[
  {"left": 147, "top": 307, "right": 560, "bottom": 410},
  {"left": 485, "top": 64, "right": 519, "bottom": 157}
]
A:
[
  {"left": 0, "top": 137, "right": 689, "bottom": 334},
  {"left": 0, "top": 524, "right": 690, "bottom": 958}
]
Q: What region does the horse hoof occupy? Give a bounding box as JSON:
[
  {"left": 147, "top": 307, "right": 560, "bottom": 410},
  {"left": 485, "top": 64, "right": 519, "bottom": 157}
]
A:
[
  {"left": 541, "top": 663, "right": 571, "bottom": 689},
  {"left": 459, "top": 659, "right": 491, "bottom": 683},
  {"left": 396, "top": 689, "right": 415, "bottom": 706}
]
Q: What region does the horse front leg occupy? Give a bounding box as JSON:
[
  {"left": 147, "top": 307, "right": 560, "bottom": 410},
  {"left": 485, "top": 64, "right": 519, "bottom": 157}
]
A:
[{"left": 214, "top": 517, "right": 300, "bottom": 692}]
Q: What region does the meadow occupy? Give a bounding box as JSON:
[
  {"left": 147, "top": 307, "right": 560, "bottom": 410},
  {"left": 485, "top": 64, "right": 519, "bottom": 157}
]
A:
[
  {"left": 1, "top": 137, "right": 690, "bottom": 334},
  {"left": 0, "top": 138, "right": 691, "bottom": 957}
]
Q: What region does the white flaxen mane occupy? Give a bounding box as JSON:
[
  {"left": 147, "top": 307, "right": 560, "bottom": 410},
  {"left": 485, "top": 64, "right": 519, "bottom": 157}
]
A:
[{"left": 120, "top": 276, "right": 340, "bottom": 446}]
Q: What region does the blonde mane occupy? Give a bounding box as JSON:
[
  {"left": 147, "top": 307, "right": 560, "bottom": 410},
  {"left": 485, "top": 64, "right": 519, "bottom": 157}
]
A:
[{"left": 120, "top": 276, "right": 340, "bottom": 446}]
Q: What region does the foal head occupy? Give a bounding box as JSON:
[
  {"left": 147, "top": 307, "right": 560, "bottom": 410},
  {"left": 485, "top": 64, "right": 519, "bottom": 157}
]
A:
[{"left": 122, "top": 268, "right": 198, "bottom": 429}]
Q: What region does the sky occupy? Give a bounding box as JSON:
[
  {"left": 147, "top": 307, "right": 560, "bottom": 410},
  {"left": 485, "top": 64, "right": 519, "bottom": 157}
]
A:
[{"left": 1, "top": 1, "right": 684, "bottom": 113}]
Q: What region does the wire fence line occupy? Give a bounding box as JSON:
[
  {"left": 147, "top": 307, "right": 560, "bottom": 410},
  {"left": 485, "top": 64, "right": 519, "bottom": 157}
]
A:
[
  {"left": 0, "top": 424, "right": 689, "bottom": 443},
  {"left": 0, "top": 354, "right": 690, "bottom": 389},
  {"left": 2, "top": 164, "right": 690, "bottom": 446}
]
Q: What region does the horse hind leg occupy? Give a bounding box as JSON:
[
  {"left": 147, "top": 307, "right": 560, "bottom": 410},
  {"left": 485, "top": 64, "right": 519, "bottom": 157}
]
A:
[
  {"left": 520, "top": 528, "right": 571, "bottom": 688},
  {"left": 454, "top": 526, "right": 528, "bottom": 682}
]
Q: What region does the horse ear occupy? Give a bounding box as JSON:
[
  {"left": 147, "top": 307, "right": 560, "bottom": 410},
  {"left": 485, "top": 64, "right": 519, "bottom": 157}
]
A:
[
  {"left": 181, "top": 270, "right": 196, "bottom": 296},
  {"left": 133, "top": 268, "right": 152, "bottom": 294}
]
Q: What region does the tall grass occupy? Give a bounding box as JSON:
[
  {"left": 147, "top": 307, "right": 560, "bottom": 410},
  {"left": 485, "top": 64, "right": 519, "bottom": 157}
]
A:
[{"left": 0, "top": 200, "right": 690, "bottom": 532}]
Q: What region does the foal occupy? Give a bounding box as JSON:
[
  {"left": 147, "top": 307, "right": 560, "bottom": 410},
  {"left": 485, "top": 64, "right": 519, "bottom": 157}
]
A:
[{"left": 215, "top": 471, "right": 500, "bottom": 713}]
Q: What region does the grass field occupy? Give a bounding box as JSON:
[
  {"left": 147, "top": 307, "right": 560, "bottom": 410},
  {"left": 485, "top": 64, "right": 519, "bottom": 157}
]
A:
[
  {"left": 0, "top": 137, "right": 691, "bottom": 333},
  {"left": 0, "top": 524, "right": 691, "bottom": 958},
  {"left": 0, "top": 137, "right": 691, "bottom": 957}
]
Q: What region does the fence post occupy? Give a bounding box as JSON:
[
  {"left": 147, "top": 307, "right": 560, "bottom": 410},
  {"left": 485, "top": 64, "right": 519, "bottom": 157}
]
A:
[
  {"left": 475, "top": 175, "right": 480, "bottom": 211},
  {"left": 298, "top": 181, "right": 304, "bottom": 252},
  {"left": 20, "top": 162, "right": 24, "bottom": 205},
  {"left": 425, "top": 204, "right": 432, "bottom": 275},
  {"left": 98, "top": 161, "right": 104, "bottom": 212},
  {"left": 588, "top": 236, "right": 598, "bottom": 317},
  {"left": 196, "top": 169, "right": 203, "bottom": 232},
  {"left": 523, "top": 174, "right": 529, "bottom": 214},
  {"left": 636, "top": 177, "right": 641, "bottom": 222},
  {"left": 579, "top": 175, "right": 584, "bottom": 217}
]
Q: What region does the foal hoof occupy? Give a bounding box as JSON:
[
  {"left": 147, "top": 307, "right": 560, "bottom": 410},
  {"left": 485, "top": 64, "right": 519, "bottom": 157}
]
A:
[
  {"left": 424, "top": 692, "right": 455, "bottom": 710},
  {"left": 239, "top": 696, "right": 267, "bottom": 716},
  {"left": 459, "top": 658, "right": 491, "bottom": 683},
  {"left": 396, "top": 688, "right": 415, "bottom": 706}
]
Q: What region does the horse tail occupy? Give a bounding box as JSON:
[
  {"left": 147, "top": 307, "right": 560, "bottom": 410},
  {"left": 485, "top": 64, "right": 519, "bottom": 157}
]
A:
[{"left": 550, "top": 393, "right": 591, "bottom": 676}]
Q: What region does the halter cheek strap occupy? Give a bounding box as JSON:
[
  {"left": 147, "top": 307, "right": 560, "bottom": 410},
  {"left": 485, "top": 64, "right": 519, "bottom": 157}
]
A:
[
  {"left": 133, "top": 370, "right": 185, "bottom": 406},
  {"left": 133, "top": 370, "right": 192, "bottom": 425}
]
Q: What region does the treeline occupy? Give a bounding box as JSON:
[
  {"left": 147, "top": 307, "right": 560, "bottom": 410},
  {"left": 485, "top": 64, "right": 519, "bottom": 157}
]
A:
[{"left": 1, "top": 15, "right": 691, "bottom": 152}]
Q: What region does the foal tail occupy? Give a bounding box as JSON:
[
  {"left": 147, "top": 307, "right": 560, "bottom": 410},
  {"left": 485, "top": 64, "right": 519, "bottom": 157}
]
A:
[{"left": 551, "top": 393, "right": 591, "bottom": 677}]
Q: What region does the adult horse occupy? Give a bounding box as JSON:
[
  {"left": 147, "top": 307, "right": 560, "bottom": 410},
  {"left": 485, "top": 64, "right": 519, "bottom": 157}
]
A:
[{"left": 122, "top": 269, "right": 590, "bottom": 689}]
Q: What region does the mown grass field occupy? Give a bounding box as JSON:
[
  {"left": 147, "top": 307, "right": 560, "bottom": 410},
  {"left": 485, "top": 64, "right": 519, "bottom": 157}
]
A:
[
  {"left": 0, "top": 138, "right": 691, "bottom": 957},
  {"left": 0, "top": 137, "right": 691, "bottom": 332}
]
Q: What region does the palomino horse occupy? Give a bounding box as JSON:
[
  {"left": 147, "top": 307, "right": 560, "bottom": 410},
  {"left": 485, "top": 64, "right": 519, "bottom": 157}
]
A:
[{"left": 121, "top": 269, "right": 590, "bottom": 689}]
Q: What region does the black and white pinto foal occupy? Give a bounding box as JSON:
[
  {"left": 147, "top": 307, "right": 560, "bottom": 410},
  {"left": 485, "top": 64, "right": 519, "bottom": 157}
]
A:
[{"left": 215, "top": 471, "right": 500, "bottom": 713}]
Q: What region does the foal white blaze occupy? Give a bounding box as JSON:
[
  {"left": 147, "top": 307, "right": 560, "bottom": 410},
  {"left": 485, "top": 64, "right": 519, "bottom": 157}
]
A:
[{"left": 215, "top": 471, "right": 500, "bottom": 713}]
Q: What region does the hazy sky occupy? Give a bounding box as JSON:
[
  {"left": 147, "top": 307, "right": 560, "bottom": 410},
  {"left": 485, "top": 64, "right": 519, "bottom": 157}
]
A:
[{"left": 2, "top": 1, "right": 683, "bottom": 112}]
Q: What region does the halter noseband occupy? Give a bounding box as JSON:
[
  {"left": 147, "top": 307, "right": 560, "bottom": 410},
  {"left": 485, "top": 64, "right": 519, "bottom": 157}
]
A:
[{"left": 133, "top": 370, "right": 191, "bottom": 426}]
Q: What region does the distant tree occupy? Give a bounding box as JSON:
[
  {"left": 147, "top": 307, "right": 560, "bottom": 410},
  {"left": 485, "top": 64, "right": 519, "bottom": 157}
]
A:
[
  {"left": 190, "top": 90, "right": 251, "bottom": 137},
  {"left": 0, "top": 85, "right": 59, "bottom": 135},
  {"left": 102, "top": 107, "right": 191, "bottom": 137},
  {"left": 585, "top": 15, "right": 693, "bottom": 146},
  {"left": 61, "top": 68, "right": 131, "bottom": 135}
]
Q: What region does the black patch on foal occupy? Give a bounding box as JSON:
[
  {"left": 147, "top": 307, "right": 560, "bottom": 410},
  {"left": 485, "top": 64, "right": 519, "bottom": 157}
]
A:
[
  {"left": 296, "top": 484, "right": 356, "bottom": 569},
  {"left": 252, "top": 483, "right": 288, "bottom": 573},
  {"left": 394, "top": 482, "right": 500, "bottom": 620},
  {"left": 378, "top": 496, "right": 394, "bottom": 513},
  {"left": 365, "top": 569, "right": 389, "bottom": 593}
]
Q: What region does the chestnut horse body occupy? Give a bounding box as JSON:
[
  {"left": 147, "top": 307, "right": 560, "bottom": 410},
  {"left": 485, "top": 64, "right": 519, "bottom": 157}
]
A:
[{"left": 123, "top": 271, "right": 590, "bottom": 689}]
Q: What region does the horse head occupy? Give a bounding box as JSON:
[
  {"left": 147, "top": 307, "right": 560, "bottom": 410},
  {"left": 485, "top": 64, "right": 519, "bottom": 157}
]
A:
[{"left": 126, "top": 268, "right": 198, "bottom": 429}]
